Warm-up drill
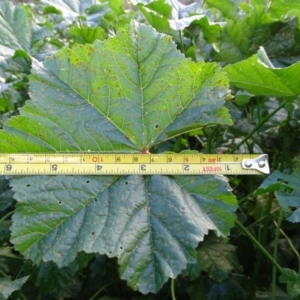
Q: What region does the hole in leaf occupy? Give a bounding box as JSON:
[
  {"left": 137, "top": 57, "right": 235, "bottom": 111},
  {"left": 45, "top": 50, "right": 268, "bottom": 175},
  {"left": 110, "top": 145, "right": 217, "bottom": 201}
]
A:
[
  {"left": 277, "top": 178, "right": 289, "bottom": 185},
  {"left": 283, "top": 186, "right": 294, "bottom": 195},
  {"left": 58, "top": 201, "right": 62, "bottom": 205},
  {"left": 277, "top": 178, "right": 294, "bottom": 194}
]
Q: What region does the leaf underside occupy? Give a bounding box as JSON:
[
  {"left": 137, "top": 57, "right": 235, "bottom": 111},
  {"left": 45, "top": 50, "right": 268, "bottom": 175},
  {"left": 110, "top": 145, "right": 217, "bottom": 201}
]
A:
[{"left": 2, "top": 21, "right": 236, "bottom": 294}]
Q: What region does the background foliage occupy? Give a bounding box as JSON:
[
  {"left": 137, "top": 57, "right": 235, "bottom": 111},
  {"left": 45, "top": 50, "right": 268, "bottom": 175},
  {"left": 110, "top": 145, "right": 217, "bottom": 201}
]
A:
[{"left": 0, "top": 0, "right": 300, "bottom": 299}]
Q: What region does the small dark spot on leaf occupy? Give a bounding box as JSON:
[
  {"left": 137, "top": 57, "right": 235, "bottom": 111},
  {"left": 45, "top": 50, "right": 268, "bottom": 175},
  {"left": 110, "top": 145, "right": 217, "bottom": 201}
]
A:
[
  {"left": 58, "top": 201, "right": 62, "bottom": 205},
  {"left": 155, "top": 124, "right": 159, "bottom": 129},
  {"left": 26, "top": 184, "right": 31, "bottom": 187},
  {"left": 120, "top": 246, "right": 123, "bottom": 249},
  {"left": 125, "top": 181, "right": 128, "bottom": 185},
  {"left": 94, "top": 198, "right": 97, "bottom": 202},
  {"left": 86, "top": 180, "right": 90, "bottom": 183},
  {"left": 92, "top": 232, "right": 95, "bottom": 235}
]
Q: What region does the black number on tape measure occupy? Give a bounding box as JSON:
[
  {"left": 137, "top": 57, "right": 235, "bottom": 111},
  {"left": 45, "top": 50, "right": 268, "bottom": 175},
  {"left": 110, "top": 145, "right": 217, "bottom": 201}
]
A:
[
  {"left": 5, "top": 164, "right": 12, "bottom": 171},
  {"left": 168, "top": 157, "right": 172, "bottom": 162},
  {"left": 96, "top": 165, "right": 102, "bottom": 171},
  {"left": 134, "top": 157, "right": 138, "bottom": 162},
  {"left": 183, "top": 164, "right": 189, "bottom": 171},
  {"left": 51, "top": 165, "right": 58, "bottom": 171},
  {"left": 116, "top": 157, "right": 121, "bottom": 162},
  {"left": 140, "top": 165, "right": 146, "bottom": 171}
]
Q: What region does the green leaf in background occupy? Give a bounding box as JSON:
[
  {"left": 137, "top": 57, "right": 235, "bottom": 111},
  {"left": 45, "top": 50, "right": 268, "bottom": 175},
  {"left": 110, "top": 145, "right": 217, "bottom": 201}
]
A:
[
  {"left": 205, "top": 0, "right": 240, "bottom": 21},
  {"left": 3, "top": 21, "right": 235, "bottom": 294},
  {"left": 234, "top": 91, "right": 253, "bottom": 107},
  {"left": 0, "top": 1, "right": 32, "bottom": 53},
  {"left": 225, "top": 47, "right": 300, "bottom": 98},
  {"left": 267, "top": 0, "right": 300, "bottom": 20},
  {"left": 255, "top": 170, "right": 300, "bottom": 222},
  {"left": 131, "top": 0, "right": 215, "bottom": 38},
  {"left": 0, "top": 276, "right": 29, "bottom": 299},
  {"left": 68, "top": 25, "right": 107, "bottom": 44},
  {"left": 279, "top": 268, "right": 300, "bottom": 298},
  {"left": 263, "top": 18, "right": 300, "bottom": 67},
  {"left": 0, "top": 1, "right": 32, "bottom": 80},
  {"left": 35, "top": 252, "right": 92, "bottom": 294},
  {"left": 214, "top": 5, "right": 273, "bottom": 64},
  {"left": 40, "top": 0, "right": 99, "bottom": 22}
]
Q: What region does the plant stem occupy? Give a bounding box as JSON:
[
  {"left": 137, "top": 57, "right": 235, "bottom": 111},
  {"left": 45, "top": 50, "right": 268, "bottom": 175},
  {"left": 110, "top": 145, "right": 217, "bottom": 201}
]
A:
[
  {"left": 178, "top": 31, "right": 184, "bottom": 53},
  {"left": 0, "top": 210, "right": 14, "bottom": 224},
  {"left": 89, "top": 281, "right": 114, "bottom": 300},
  {"left": 171, "top": 278, "right": 176, "bottom": 300},
  {"left": 0, "top": 268, "right": 7, "bottom": 277},
  {"left": 230, "top": 102, "right": 286, "bottom": 153},
  {"left": 194, "top": 134, "right": 205, "bottom": 147},
  {"left": 203, "top": 128, "right": 212, "bottom": 153},
  {"left": 271, "top": 210, "right": 283, "bottom": 300},
  {"left": 20, "top": 292, "right": 28, "bottom": 300},
  {"left": 275, "top": 220, "right": 300, "bottom": 273},
  {"left": 235, "top": 220, "right": 283, "bottom": 274},
  {"left": 238, "top": 192, "right": 254, "bottom": 205}
]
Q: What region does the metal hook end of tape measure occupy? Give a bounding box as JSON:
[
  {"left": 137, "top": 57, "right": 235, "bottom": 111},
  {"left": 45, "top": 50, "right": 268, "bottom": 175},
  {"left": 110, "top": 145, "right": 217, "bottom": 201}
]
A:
[{"left": 242, "top": 154, "right": 270, "bottom": 174}]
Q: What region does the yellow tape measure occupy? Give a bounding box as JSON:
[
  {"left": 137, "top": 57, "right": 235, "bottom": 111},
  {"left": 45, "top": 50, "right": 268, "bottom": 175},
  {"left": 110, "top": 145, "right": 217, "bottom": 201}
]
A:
[{"left": 0, "top": 153, "right": 269, "bottom": 175}]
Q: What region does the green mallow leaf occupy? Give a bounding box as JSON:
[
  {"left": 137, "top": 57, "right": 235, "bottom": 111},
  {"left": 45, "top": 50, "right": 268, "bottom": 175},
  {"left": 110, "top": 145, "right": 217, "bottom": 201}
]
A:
[
  {"left": 3, "top": 21, "right": 236, "bottom": 294},
  {"left": 255, "top": 170, "right": 300, "bottom": 223},
  {"left": 0, "top": 276, "right": 29, "bottom": 299},
  {"left": 225, "top": 47, "right": 300, "bottom": 98}
]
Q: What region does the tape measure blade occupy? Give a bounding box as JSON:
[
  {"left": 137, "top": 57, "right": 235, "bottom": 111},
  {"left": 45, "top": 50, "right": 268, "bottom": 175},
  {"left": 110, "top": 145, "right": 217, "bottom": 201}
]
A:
[{"left": 0, "top": 153, "right": 269, "bottom": 175}]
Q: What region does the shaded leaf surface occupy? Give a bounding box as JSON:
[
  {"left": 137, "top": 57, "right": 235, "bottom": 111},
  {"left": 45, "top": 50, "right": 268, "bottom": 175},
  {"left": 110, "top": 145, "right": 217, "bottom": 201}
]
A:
[
  {"left": 279, "top": 268, "right": 300, "bottom": 297},
  {"left": 214, "top": 5, "right": 273, "bottom": 64},
  {"left": 197, "top": 235, "right": 240, "bottom": 281},
  {"left": 255, "top": 170, "right": 300, "bottom": 222},
  {"left": 35, "top": 252, "right": 92, "bottom": 294},
  {"left": 3, "top": 22, "right": 235, "bottom": 294}
]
